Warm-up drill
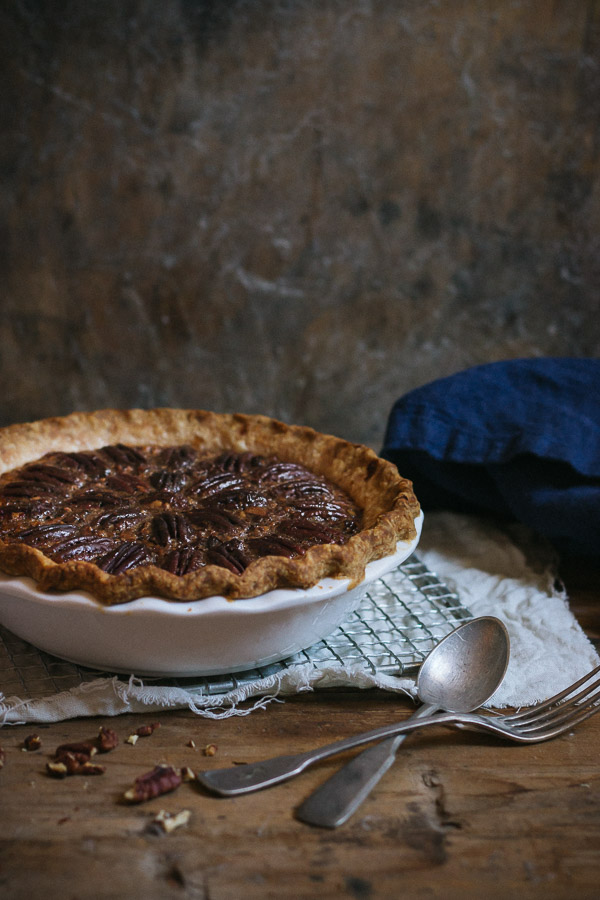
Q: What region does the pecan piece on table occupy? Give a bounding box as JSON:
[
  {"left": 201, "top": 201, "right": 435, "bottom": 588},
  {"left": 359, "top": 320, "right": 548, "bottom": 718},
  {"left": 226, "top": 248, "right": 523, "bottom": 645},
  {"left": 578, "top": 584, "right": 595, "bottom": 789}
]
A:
[
  {"left": 47, "top": 753, "right": 106, "bottom": 778},
  {"left": 151, "top": 808, "right": 191, "bottom": 834},
  {"left": 123, "top": 765, "right": 182, "bottom": 803},
  {"left": 22, "top": 733, "right": 42, "bottom": 752},
  {"left": 126, "top": 723, "right": 160, "bottom": 744},
  {"left": 49, "top": 726, "right": 118, "bottom": 776},
  {"left": 97, "top": 726, "right": 119, "bottom": 753},
  {"left": 54, "top": 739, "right": 98, "bottom": 759}
]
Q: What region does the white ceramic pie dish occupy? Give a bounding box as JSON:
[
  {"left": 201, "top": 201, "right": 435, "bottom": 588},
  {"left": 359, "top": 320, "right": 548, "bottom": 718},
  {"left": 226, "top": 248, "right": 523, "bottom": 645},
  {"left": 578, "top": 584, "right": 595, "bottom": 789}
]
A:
[{"left": 0, "top": 511, "right": 422, "bottom": 676}]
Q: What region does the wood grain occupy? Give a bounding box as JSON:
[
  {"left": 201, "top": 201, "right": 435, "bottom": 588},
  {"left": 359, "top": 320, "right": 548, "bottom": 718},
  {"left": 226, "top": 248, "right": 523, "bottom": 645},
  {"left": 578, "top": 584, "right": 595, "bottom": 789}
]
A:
[{"left": 1, "top": 575, "right": 599, "bottom": 899}]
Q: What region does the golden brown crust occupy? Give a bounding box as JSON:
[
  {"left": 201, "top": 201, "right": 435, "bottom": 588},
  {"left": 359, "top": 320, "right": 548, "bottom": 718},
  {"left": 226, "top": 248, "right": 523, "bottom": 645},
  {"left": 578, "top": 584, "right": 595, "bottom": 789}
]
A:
[{"left": 0, "top": 408, "right": 419, "bottom": 603}]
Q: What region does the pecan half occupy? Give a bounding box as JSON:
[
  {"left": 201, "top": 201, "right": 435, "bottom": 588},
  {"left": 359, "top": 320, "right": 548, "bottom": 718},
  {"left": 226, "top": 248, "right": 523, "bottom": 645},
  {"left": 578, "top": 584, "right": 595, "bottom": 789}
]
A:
[
  {"left": 123, "top": 764, "right": 182, "bottom": 803},
  {"left": 96, "top": 541, "right": 150, "bottom": 574},
  {"left": 214, "top": 451, "right": 265, "bottom": 474},
  {"left": 149, "top": 469, "right": 187, "bottom": 491},
  {"left": 157, "top": 445, "right": 197, "bottom": 467},
  {"left": 192, "top": 472, "right": 245, "bottom": 498},
  {"left": 280, "top": 519, "right": 342, "bottom": 544},
  {"left": 188, "top": 508, "right": 242, "bottom": 531},
  {"left": 258, "top": 461, "right": 310, "bottom": 483},
  {"left": 100, "top": 444, "right": 146, "bottom": 467},
  {"left": 20, "top": 464, "right": 79, "bottom": 486},
  {"left": 211, "top": 489, "right": 268, "bottom": 511},
  {"left": 205, "top": 537, "right": 249, "bottom": 574},
  {"left": 1, "top": 479, "right": 62, "bottom": 497},
  {"left": 151, "top": 513, "right": 192, "bottom": 546},
  {"left": 49, "top": 535, "right": 116, "bottom": 562},
  {"left": 161, "top": 548, "right": 205, "bottom": 576},
  {"left": 105, "top": 474, "right": 149, "bottom": 494},
  {"left": 52, "top": 451, "right": 108, "bottom": 475},
  {"left": 247, "top": 535, "right": 303, "bottom": 559},
  {"left": 17, "top": 523, "right": 79, "bottom": 546},
  {"left": 69, "top": 489, "right": 126, "bottom": 508}
]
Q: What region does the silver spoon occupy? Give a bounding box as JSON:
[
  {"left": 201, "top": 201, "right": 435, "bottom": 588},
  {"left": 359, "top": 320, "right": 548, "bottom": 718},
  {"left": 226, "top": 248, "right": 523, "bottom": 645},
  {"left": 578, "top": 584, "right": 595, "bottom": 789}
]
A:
[
  {"left": 295, "top": 615, "right": 510, "bottom": 827},
  {"left": 196, "top": 616, "right": 510, "bottom": 801}
]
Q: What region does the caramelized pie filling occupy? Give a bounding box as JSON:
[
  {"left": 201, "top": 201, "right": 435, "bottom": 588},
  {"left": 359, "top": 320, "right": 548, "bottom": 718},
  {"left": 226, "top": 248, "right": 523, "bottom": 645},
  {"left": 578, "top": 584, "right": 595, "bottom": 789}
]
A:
[{"left": 0, "top": 444, "right": 362, "bottom": 578}]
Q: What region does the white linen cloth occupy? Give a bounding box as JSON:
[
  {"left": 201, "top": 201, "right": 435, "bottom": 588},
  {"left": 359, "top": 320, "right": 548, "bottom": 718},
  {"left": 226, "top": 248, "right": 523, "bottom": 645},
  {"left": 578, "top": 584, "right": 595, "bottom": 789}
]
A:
[{"left": 1, "top": 512, "right": 598, "bottom": 724}]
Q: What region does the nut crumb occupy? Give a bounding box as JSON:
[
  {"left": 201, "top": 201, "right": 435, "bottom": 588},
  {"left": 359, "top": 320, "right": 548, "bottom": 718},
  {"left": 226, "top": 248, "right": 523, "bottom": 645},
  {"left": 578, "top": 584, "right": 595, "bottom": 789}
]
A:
[
  {"left": 46, "top": 761, "right": 69, "bottom": 779},
  {"left": 187, "top": 739, "right": 196, "bottom": 749},
  {"left": 181, "top": 766, "right": 196, "bottom": 782},
  {"left": 203, "top": 743, "right": 218, "bottom": 757},
  {"left": 126, "top": 734, "right": 139, "bottom": 746},
  {"left": 152, "top": 809, "right": 191, "bottom": 834}
]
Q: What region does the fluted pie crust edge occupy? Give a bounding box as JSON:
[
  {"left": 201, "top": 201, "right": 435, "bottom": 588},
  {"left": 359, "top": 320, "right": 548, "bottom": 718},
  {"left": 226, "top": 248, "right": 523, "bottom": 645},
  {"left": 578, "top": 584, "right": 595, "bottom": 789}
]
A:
[{"left": 0, "top": 408, "right": 420, "bottom": 604}]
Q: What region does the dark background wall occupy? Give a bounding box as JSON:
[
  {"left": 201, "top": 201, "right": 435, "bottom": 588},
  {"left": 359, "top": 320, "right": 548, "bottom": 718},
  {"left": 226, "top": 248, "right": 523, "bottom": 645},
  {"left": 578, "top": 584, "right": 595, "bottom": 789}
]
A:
[{"left": 1, "top": 0, "right": 599, "bottom": 448}]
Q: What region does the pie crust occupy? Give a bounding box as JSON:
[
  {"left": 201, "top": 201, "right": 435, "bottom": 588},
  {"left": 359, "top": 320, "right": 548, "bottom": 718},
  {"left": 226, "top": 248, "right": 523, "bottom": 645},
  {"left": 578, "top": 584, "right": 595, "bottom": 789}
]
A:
[{"left": 0, "top": 408, "right": 420, "bottom": 604}]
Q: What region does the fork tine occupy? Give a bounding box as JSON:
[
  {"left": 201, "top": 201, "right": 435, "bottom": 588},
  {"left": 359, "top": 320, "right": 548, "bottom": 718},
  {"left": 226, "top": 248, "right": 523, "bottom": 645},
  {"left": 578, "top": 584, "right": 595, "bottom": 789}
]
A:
[
  {"left": 515, "top": 687, "right": 600, "bottom": 733},
  {"left": 506, "top": 676, "right": 600, "bottom": 730},
  {"left": 521, "top": 697, "right": 600, "bottom": 740},
  {"left": 503, "top": 664, "right": 600, "bottom": 724}
]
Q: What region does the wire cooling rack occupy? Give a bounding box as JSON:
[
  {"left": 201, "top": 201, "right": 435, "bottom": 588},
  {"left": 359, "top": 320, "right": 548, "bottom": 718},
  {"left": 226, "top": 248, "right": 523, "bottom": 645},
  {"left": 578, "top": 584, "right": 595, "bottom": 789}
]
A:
[{"left": 0, "top": 554, "right": 472, "bottom": 701}]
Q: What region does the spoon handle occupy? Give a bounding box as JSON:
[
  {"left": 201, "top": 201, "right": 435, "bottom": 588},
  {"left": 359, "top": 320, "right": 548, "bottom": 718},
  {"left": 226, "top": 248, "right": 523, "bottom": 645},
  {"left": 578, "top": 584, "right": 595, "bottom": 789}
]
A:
[
  {"left": 196, "top": 710, "right": 460, "bottom": 796},
  {"left": 295, "top": 704, "right": 438, "bottom": 828}
]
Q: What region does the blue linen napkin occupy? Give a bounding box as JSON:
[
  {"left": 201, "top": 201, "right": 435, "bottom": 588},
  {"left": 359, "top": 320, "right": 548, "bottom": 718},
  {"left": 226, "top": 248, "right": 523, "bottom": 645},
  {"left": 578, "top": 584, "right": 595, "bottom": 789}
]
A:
[{"left": 381, "top": 358, "right": 600, "bottom": 557}]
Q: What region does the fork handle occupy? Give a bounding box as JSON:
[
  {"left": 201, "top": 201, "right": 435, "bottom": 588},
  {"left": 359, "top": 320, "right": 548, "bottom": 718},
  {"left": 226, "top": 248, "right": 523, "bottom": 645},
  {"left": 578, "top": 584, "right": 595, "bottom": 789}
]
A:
[
  {"left": 295, "top": 703, "right": 438, "bottom": 828},
  {"left": 196, "top": 706, "right": 457, "bottom": 796}
]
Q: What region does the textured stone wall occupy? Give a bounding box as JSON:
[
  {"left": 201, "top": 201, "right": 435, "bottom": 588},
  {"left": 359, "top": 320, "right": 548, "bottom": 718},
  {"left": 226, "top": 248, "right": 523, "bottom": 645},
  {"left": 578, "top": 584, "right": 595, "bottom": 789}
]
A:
[{"left": 1, "top": 1, "right": 599, "bottom": 447}]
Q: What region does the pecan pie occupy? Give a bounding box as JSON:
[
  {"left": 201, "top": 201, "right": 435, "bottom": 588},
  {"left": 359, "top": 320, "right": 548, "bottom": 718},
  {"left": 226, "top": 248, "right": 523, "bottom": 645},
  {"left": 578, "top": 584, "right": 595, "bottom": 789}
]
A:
[{"left": 0, "top": 409, "right": 419, "bottom": 604}]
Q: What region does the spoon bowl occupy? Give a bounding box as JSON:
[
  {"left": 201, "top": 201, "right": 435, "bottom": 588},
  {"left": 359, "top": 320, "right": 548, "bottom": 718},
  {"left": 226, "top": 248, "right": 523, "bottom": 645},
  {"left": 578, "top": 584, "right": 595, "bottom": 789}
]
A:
[{"left": 416, "top": 616, "right": 510, "bottom": 712}]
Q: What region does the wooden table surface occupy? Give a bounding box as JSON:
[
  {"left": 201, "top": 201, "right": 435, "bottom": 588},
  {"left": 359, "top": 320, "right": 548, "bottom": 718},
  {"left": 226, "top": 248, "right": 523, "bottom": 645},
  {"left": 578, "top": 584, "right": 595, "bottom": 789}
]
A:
[{"left": 1, "top": 559, "right": 599, "bottom": 900}]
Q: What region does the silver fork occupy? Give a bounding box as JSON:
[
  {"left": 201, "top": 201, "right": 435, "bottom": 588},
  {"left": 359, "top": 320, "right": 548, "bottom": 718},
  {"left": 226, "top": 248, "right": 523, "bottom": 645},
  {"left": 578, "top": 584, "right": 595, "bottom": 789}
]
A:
[{"left": 196, "top": 664, "right": 600, "bottom": 797}]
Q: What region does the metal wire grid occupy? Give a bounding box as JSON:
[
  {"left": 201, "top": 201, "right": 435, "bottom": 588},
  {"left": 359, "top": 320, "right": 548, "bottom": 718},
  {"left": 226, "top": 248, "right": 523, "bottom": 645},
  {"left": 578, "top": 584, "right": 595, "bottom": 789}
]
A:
[{"left": 0, "top": 554, "right": 472, "bottom": 702}]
